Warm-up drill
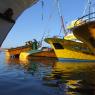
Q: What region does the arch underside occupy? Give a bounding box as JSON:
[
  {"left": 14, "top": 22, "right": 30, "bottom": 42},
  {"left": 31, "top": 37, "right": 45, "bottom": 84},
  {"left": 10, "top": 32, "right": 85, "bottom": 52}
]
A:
[{"left": 0, "top": 0, "right": 38, "bottom": 46}]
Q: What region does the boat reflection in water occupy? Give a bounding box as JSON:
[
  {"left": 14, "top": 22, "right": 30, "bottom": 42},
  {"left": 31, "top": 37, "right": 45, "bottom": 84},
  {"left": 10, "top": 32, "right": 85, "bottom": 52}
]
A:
[
  {"left": 5, "top": 55, "right": 95, "bottom": 95},
  {"left": 43, "top": 62, "right": 95, "bottom": 95}
]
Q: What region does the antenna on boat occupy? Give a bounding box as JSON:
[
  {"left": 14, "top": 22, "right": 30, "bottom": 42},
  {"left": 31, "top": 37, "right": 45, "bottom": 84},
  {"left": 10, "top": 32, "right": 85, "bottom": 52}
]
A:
[
  {"left": 88, "top": 0, "right": 92, "bottom": 19},
  {"left": 41, "top": 0, "right": 44, "bottom": 20},
  {"left": 39, "top": 0, "right": 45, "bottom": 47},
  {"left": 55, "top": 0, "right": 67, "bottom": 36}
]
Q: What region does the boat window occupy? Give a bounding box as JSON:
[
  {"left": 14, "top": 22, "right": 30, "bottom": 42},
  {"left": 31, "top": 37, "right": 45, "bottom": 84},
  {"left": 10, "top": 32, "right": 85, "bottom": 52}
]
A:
[{"left": 53, "top": 43, "right": 64, "bottom": 49}]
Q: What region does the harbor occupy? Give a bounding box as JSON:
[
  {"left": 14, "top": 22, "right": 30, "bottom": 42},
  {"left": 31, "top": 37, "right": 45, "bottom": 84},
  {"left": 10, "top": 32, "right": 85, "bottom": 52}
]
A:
[
  {"left": 0, "top": 52, "right": 95, "bottom": 95},
  {"left": 0, "top": 0, "right": 95, "bottom": 95}
]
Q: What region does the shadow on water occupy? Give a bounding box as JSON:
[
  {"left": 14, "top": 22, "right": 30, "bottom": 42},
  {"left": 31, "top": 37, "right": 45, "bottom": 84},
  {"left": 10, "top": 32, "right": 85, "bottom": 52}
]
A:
[{"left": 0, "top": 52, "right": 95, "bottom": 95}]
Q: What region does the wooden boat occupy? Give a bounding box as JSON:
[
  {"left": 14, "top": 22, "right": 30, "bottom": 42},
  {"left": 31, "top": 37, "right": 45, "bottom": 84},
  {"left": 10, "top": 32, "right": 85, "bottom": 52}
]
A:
[
  {"left": 28, "top": 48, "right": 57, "bottom": 58},
  {"left": 44, "top": 0, "right": 95, "bottom": 62},
  {"left": 71, "top": 12, "right": 95, "bottom": 54},
  {"left": 45, "top": 34, "right": 95, "bottom": 62}
]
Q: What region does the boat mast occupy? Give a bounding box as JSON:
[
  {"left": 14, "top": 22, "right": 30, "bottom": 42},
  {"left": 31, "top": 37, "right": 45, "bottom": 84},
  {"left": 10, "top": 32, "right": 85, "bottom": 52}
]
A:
[
  {"left": 88, "top": 0, "right": 91, "bottom": 20},
  {"left": 55, "top": 0, "right": 67, "bottom": 36}
]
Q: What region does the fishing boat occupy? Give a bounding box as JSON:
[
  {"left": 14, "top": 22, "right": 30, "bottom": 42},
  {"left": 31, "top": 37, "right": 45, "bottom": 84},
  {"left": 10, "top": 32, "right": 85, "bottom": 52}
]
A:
[
  {"left": 0, "top": 0, "right": 38, "bottom": 47},
  {"left": 45, "top": 0, "right": 95, "bottom": 62},
  {"left": 45, "top": 34, "right": 95, "bottom": 62},
  {"left": 71, "top": 13, "right": 95, "bottom": 54},
  {"left": 28, "top": 47, "right": 57, "bottom": 58},
  {"left": 66, "top": 0, "right": 95, "bottom": 54}
]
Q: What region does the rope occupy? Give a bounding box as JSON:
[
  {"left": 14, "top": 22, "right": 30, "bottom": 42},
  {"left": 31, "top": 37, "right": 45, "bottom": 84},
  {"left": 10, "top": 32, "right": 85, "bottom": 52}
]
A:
[
  {"left": 55, "top": 0, "right": 67, "bottom": 36},
  {"left": 82, "top": 0, "right": 94, "bottom": 16},
  {"left": 82, "top": 0, "right": 90, "bottom": 16},
  {"left": 58, "top": 23, "right": 62, "bottom": 36},
  {"left": 40, "top": 0, "right": 56, "bottom": 43}
]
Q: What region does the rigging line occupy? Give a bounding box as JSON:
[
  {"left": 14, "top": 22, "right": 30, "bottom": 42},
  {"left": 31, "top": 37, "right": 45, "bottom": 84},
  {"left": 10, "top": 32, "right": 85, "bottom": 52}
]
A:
[
  {"left": 40, "top": 0, "right": 53, "bottom": 44},
  {"left": 49, "top": 3, "right": 57, "bottom": 20},
  {"left": 82, "top": 0, "right": 90, "bottom": 16},
  {"left": 41, "top": 0, "right": 56, "bottom": 41},
  {"left": 92, "top": 7, "right": 95, "bottom": 18},
  {"left": 58, "top": 24, "right": 62, "bottom": 36},
  {"left": 55, "top": 0, "right": 67, "bottom": 36},
  {"left": 40, "top": 0, "right": 45, "bottom": 46},
  {"left": 41, "top": 0, "right": 44, "bottom": 20}
]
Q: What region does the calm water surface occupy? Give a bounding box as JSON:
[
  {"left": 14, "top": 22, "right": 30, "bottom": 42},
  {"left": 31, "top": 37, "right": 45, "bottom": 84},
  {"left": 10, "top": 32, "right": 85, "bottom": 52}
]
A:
[{"left": 0, "top": 52, "right": 95, "bottom": 95}]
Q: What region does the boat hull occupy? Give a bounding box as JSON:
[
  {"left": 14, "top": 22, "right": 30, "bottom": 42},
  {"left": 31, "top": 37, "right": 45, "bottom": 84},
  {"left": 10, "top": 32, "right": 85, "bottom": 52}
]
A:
[
  {"left": 72, "top": 20, "right": 95, "bottom": 54},
  {"left": 58, "top": 58, "right": 95, "bottom": 62},
  {"left": 54, "top": 48, "right": 95, "bottom": 62},
  {"left": 29, "top": 50, "right": 57, "bottom": 58},
  {"left": 45, "top": 38, "right": 95, "bottom": 62}
]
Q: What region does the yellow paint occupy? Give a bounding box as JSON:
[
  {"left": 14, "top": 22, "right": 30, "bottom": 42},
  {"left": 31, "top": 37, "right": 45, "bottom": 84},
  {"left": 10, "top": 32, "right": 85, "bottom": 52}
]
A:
[
  {"left": 5, "top": 50, "right": 10, "bottom": 57},
  {"left": 64, "top": 34, "right": 77, "bottom": 40},
  {"left": 19, "top": 52, "right": 29, "bottom": 60},
  {"left": 45, "top": 38, "right": 95, "bottom": 61},
  {"left": 66, "top": 20, "right": 82, "bottom": 29},
  {"left": 54, "top": 49, "right": 95, "bottom": 60}
]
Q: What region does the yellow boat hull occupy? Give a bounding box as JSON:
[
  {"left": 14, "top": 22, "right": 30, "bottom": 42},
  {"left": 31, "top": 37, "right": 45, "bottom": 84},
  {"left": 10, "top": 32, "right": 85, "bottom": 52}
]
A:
[
  {"left": 45, "top": 38, "right": 95, "bottom": 61},
  {"left": 54, "top": 49, "right": 95, "bottom": 61}
]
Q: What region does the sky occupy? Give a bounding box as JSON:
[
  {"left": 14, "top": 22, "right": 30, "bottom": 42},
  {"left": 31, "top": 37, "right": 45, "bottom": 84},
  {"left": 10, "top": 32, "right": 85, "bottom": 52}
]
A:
[{"left": 2, "top": 0, "right": 87, "bottom": 48}]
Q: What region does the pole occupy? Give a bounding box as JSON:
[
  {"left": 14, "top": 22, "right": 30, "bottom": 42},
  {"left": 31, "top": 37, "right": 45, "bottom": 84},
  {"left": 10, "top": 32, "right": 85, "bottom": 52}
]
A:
[
  {"left": 89, "top": 0, "right": 91, "bottom": 20},
  {"left": 55, "top": 0, "right": 67, "bottom": 36}
]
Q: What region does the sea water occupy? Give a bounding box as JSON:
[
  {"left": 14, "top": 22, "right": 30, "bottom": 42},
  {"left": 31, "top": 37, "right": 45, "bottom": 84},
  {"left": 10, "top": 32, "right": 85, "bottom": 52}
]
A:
[{"left": 0, "top": 51, "right": 95, "bottom": 95}]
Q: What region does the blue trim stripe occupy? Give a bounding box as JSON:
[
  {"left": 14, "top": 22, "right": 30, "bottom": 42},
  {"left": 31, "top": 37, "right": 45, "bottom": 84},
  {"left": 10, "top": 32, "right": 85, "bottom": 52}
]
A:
[{"left": 58, "top": 58, "right": 95, "bottom": 62}]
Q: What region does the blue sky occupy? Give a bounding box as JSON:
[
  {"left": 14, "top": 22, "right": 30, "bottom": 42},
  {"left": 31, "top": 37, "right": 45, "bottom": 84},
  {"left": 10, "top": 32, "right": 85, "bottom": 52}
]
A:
[{"left": 2, "top": 0, "right": 87, "bottom": 48}]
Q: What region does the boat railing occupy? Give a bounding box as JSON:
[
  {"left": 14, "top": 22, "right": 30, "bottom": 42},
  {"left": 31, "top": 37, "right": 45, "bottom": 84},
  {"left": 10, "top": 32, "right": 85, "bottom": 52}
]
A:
[{"left": 74, "top": 12, "right": 95, "bottom": 27}]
